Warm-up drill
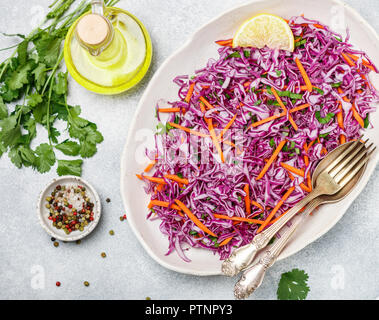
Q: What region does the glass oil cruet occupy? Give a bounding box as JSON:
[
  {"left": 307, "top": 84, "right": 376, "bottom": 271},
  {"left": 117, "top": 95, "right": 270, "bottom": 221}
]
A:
[{"left": 64, "top": 0, "right": 152, "bottom": 94}]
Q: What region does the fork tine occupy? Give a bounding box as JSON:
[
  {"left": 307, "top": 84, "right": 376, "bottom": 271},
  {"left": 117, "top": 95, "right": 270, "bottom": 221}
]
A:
[
  {"left": 333, "top": 143, "right": 371, "bottom": 183},
  {"left": 337, "top": 146, "right": 376, "bottom": 188},
  {"left": 329, "top": 141, "right": 367, "bottom": 178},
  {"left": 324, "top": 136, "right": 364, "bottom": 174}
]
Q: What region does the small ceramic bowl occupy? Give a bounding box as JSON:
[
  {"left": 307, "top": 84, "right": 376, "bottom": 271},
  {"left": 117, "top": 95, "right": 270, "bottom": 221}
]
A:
[{"left": 37, "top": 176, "right": 101, "bottom": 241}]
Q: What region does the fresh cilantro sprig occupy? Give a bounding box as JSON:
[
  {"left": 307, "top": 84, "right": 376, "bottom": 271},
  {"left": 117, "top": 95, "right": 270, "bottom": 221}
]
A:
[
  {"left": 0, "top": 0, "right": 119, "bottom": 176},
  {"left": 277, "top": 268, "right": 310, "bottom": 300}
]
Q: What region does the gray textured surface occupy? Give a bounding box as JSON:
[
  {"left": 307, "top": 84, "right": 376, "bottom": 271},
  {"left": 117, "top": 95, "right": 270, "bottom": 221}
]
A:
[{"left": 0, "top": 0, "right": 378, "bottom": 300}]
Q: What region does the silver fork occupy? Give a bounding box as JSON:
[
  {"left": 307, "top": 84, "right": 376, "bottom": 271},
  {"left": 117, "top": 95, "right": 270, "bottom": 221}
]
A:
[
  {"left": 222, "top": 137, "right": 370, "bottom": 277},
  {"left": 233, "top": 140, "right": 375, "bottom": 299}
]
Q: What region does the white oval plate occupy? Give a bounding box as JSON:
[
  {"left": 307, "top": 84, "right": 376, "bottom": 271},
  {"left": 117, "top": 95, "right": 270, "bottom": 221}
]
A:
[{"left": 121, "top": 0, "right": 379, "bottom": 275}]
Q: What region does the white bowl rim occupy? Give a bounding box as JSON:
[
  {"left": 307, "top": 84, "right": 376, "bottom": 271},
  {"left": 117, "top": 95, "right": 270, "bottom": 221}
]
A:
[{"left": 37, "top": 175, "right": 102, "bottom": 242}]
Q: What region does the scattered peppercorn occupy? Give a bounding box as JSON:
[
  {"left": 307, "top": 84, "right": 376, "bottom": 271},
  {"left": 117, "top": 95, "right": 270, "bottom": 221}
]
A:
[
  {"left": 101, "top": 252, "right": 106, "bottom": 258},
  {"left": 56, "top": 281, "right": 61, "bottom": 287},
  {"left": 84, "top": 281, "right": 90, "bottom": 287},
  {"left": 120, "top": 216, "right": 124, "bottom": 221},
  {"left": 51, "top": 237, "right": 56, "bottom": 241},
  {"left": 109, "top": 230, "right": 114, "bottom": 236},
  {"left": 106, "top": 198, "right": 111, "bottom": 203},
  {"left": 53, "top": 241, "right": 59, "bottom": 247}
]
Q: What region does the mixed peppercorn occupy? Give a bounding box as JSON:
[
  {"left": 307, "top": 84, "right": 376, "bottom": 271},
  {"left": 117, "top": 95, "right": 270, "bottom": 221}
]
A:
[{"left": 45, "top": 184, "right": 95, "bottom": 234}]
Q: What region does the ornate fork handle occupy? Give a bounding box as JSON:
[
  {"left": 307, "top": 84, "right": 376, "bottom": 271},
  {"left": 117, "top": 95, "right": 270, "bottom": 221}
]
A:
[
  {"left": 221, "top": 189, "right": 322, "bottom": 277},
  {"left": 234, "top": 198, "right": 322, "bottom": 299}
]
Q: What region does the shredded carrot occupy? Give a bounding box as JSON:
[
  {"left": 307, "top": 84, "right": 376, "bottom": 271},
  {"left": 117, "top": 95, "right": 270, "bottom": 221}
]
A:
[
  {"left": 208, "top": 119, "right": 225, "bottom": 163},
  {"left": 218, "top": 114, "right": 237, "bottom": 140},
  {"left": 281, "top": 162, "right": 305, "bottom": 177},
  {"left": 271, "top": 87, "right": 298, "bottom": 131},
  {"left": 313, "top": 23, "right": 325, "bottom": 29},
  {"left": 174, "top": 199, "right": 217, "bottom": 237},
  {"left": 168, "top": 122, "right": 209, "bottom": 138},
  {"left": 250, "top": 103, "right": 310, "bottom": 129},
  {"left": 337, "top": 103, "right": 344, "bottom": 129},
  {"left": 148, "top": 200, "right": 182, "bottom": 211},
  {"left": 289, "top": 103, "right": 310, "bottom": 113},
  {"left": 213, "top": 214, "right": 264, "bottom": 225},
  {"left": 300, "top": 183, "right": 312, "bottom": 193},
  {"left": 250, "top": 112, "right": 286, "bottom": 128},
  {"left": 304, "top": 155, "right": 309, "bottom": 167},
  {"left": 137, "top": 175, "right": 165, "bottom": 184},
  {"left": 219, "top": 236, "right": 234, "bottom": 247},
  {"left": 156, "top": 184, "right": 164, "bottom": 192},
  {"left": 164, "top": 174, "right": 189, "bottom": 185},
  {"left": 341, "top": 52, "right": 355, "bottom": 68},
  {"left": 346, "top": 53, "right": 376, "bottom": 72},
  {"left": 256, "top": 139, "right": 287, "bottom": 181},
  {"left": 251, "top": 200, "right": 264, "bottom": 211},
  {"left": 304, "top": 139, "right": 316, "bottom": 153},
  {"left": 337, "top": 88, "right": 365, "bottom": 127},
  {"left": 243, "top": 81, "right": 252, "bottom": 88},
  {"left": 295, "top": 57, "right": 313, "bottom": 92},
  {"left": 158, "top": 108, "right": 181, "bottom": 113},
  {"left": 287, "top": 171, "right": 310, "bottom": 192},
  {"left": 185, "top": 83, "right": 195, "bottom": 103},
  {"left": 269, "top": 210, "right": 289, "bottom": 225},
  {"left": 257, "top": 186, "right": 295, "bottom": 233},
  {"left": 352, "top": 103, "right": 365, "bottom": 128},
  {"left": 244, "top": 184, "right": 251, "bottom": 214},
  {"left": 144, "top": 160, "right": 156, "bottom": 173},
  {"left": 215, "top": 39, "right": 233, "bottom": 47},
  {"left": 199, "top": 96, "right": 216, "bottom": 110},
  {"left": 295, "top": 85, "right": 321, "bottom": 91}
]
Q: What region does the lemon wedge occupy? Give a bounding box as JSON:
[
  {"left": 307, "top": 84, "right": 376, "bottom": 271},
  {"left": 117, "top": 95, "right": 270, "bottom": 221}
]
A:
[{"left": 233, "top": 13, "right": 294, "bottom": 52}]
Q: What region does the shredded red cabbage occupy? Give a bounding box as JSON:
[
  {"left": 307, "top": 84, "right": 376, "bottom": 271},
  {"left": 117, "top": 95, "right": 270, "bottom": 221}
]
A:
[{"left": 139, "top": 15, "right": 378, "bottom": 262}]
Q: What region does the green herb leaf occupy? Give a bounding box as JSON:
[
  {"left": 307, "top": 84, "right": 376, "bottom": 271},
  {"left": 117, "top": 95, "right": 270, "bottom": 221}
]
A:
[
  {"left": 315, "top": 111, "right": 335, "bottom": 124},
  {"left": 331, "top": 82, "right": 342, "bottom": 88},
  {"left": 0, "top": 97, "right": 8, "bottom": 120},
  {"left": 226, "top": 52, "right": 241, "bottom": 59},
  {"left": 54, "top": 72, "right": 68, "bottom": 95},
  {"left": 34, "top": 143, "right": 56, "bottom": 173},
  {"left": 57, "top": 159, "right": 83, "bottom": 177},
  {"left": 276, "top": 70, "right": 282, "bottom": 76},
  {"left": 277, "top": 268, "right": 310, "bottom": 300},
  {"left": 55, "top": 140, "right": 80, "bottom": 156},
  {"left": 364, "top": 114, "right": 370, "bottom": 129},
  {"left": 6, "top": 61, "right": 33, "bottom": 91},
  {"left": 32, "top": 63, "right": 47, "bottom": 91},
  {"left": 295, "top": 39, "right": 307, "bottom": 47},
  {"left": 26, "top": 93, "right": 43, "bottom": 107},
  {"left": 17, "top": 40, "right": 29, "bottom": 65},
  {"left": 33, "top": 31, "right": 64, "bottom": 67},
  {"left": 313, "top": 87, "right": 325, "bottom": 95},
  {"left": 269, "top": 138, "right": 276, "bottom": 148}
]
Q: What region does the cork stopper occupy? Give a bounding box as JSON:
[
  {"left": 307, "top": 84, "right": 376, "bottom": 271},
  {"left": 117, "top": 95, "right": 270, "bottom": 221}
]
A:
[{"left": 76, "top": 14, "right": 110, "bottom": 47}]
